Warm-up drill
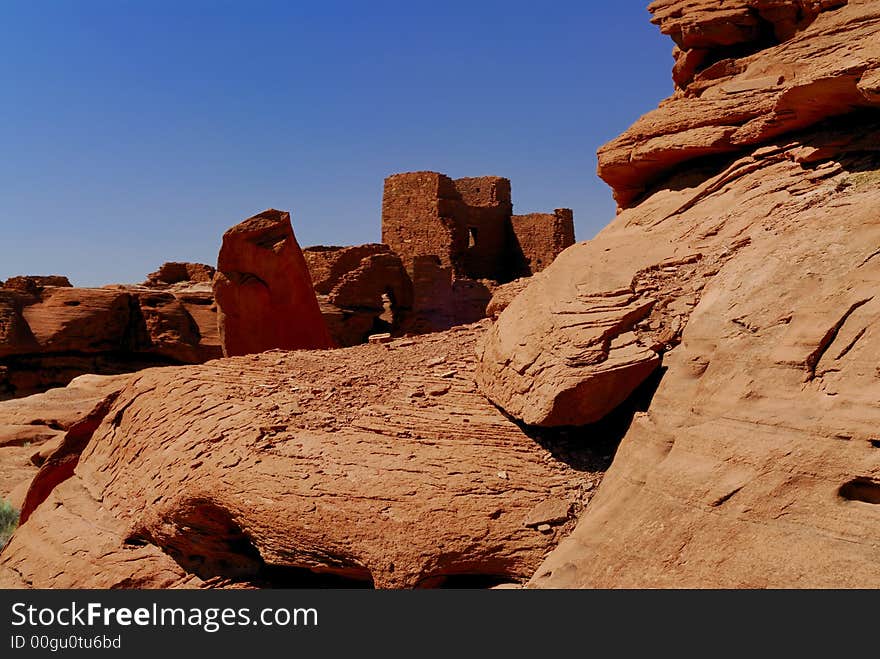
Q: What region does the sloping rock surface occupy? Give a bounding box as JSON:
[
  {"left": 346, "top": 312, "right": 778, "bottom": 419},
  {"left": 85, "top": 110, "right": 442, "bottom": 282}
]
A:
[
  {"left": 475, "top": 0, "right": 880, "bottom": 587},
  {"left": 0, "top": 374, "right": 132, "bottom": 508},
  {"left": 530, "top": 130, "right": 880, "bottom": 586},
  {"left": 0, "top": 322, "right": 606, "bottom": 589}
]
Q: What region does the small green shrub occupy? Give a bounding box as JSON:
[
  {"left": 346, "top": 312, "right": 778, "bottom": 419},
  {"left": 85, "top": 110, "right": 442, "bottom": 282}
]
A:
[{"left": 0, "top": 499, "right": 19, "bottom": 549}]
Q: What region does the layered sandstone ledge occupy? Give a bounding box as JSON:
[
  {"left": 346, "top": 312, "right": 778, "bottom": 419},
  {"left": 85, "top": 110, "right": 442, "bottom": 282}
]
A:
[{"left": 600, "top": 0, "right": 879, "bottom": 207}]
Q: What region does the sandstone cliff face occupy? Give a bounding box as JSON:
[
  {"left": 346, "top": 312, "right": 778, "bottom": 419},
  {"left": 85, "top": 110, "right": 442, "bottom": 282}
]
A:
[{"left": 478, "top": 0, "right": 880, "bottom": 586}]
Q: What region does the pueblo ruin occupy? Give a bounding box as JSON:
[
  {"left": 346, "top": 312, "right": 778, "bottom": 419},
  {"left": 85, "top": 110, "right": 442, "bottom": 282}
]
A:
[{"left": 2, "top": 0, "right": 879, "bottom": 589}]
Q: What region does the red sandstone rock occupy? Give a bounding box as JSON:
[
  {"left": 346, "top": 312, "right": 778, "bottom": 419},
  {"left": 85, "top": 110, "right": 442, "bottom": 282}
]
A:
[
  {"left": 304, "top": 245, "right": 413, "bottom": 346},
  {"left": 142, "top": 262, "right": 216, "bottom": 288},
  {"left": 529, "top": 130, "right": 880, "bottom": 586},
  {"left": 475, "top": 0, "right": 880, "bottom": 585},
  {"left": 0, "top": 323, "right": 605, "bottom": 588},
  {"left": 600, "top": 0, "right": 879, "bottom": 207},
  {"left": 0, "top": 291, "right": 38, "bottom": 359},
  {"left": 0, "top": 374, "right": 131, "bottom": 510},
  {"left": 133, "top": 289, "right": 218, "bottom": 363},
  {"left": 7, "top": 0, "right": 877, "bottom": 591},
  {"left": 0, "top": 283, "right": 221, "bottom": 399},
  {"left": 19, "top": 390, "right": 120, "bottom": 524},
  {"left": 21, "top": 287, "right": 133, "bottom": 354},
  {"left": 485, "top": 277, "right": 540, "bottom": 319},
  {"left": 213, "top": 209, "right": 333, "bottom": 357},
  {"left": 1, "top": 276, "right": 71, "bottom": 294}
]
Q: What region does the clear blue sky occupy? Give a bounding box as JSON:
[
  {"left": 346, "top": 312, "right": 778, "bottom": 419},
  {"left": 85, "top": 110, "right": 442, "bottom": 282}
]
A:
[{"left": 0, "top": 1, "right": 672, "bottom": 286}]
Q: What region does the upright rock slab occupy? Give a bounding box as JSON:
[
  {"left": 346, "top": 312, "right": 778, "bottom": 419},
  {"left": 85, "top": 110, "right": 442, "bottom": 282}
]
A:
[{"left": 213, "top": 209, "right": 333, "bottom": 356}]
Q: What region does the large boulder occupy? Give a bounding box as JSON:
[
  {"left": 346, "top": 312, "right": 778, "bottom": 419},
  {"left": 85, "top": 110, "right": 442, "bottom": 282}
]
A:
[
  {"left": 478, "top": 0, "right": 880, "bottom": 429},
  {"left": 213, "top": 210, "right": 333, "bottom": 356},
  {"left": 0, "top": 322, "right": 605, "bottom": 588},
  {"left": 529, "top": 129, "right": 880, "bottom": 586},
  {"left": 476, "top": 0, "right": 880, "bottom": 586},
  {"left": 0, "top": 283, "right": 221, "bottom": 399}
]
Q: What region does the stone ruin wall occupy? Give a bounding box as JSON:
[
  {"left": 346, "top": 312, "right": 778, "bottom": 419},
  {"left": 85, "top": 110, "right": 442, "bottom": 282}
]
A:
[
  {"left": 510, "top": 209, "right": 576, "bottom": 276},
  {"left": 0, "top": 172, "right": 576, "bottom": 396},
  {"left": 378, "top": 170, "right": 575, "bottom": 333}
]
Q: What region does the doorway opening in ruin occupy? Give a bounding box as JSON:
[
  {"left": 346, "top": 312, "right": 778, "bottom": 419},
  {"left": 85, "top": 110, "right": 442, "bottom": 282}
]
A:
[
  {"left": 379, "top": 291, "right": 394, "bottom": 325},
  {"left": 468, "top": 226, "right": 478, "bottom": 249},
  {"left": 370, "top": 289, "right": 398, "bottom": 336}
]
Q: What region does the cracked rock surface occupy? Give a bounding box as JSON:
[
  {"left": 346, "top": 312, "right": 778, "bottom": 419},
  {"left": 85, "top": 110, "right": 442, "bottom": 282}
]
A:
[
  {"left": 514, "top": 120, "right": 880, "bottom": 586},
  {"left": 0, "top": 322, "right": 607, "bottom": 588}
]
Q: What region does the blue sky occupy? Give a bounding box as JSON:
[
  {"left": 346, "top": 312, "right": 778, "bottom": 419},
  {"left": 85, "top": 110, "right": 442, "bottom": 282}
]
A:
[{"left": 0, "top": 1, "right": 672, "bottom": 286}]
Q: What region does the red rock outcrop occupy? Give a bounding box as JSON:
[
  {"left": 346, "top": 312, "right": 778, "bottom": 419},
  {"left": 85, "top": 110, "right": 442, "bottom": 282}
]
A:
[
  {"left": 0, "top": 322, "right": 607, "bottom": 588},
  {"left": 529, "top": 131, "right": 880, "bottom": 587},
  {"left": 0, "top": 278, "right": 221, "bottom": 399},
  {"left": 477, "top": 0, "right": 880, "bottom": 586},
  {"left": 600, "top": 0, "right": 879, "bottom": 207},
  {"left": 213, "top": 209, "right": 333, "bottom": 357},
  {"left": 142, "top": 262, "right": 216, "bottom": 288},
  {"left": 0, "top": 374, "right": 131, "bottom": 509},
  {"left": 304, "top": 245, "right": 413, "bottom": 346}
]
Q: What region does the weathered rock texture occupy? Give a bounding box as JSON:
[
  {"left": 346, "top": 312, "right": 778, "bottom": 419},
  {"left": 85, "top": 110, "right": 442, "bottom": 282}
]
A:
[
  {"left": 0, "top": 323, "right": 607, "bottom": 589},
  {"left": 510, "top": 210, "right": 576, "bottom": 276},
  {"left": 0, "top": 276, "right": 220, "bottom": 400},
  {"left": 2, "top": 184, "right": 574, "bottom": 397},
  {"left": 381, "top": 171, "right": 575, "bottom": 332},
  {"left": 478, "top": 0, "right": 880, "bottom": 586},
  {"left": 142, "top": 262, "right": 216, "bottom": 288},
  {"left": 600, "top": 0, "right": 879, "bottom": 207},
  {"left": 304, "top": 245, "right": 413, "bottom": 346},
  {"left": 1, "top": 276, "right": 72, "bottom": 294},
  {"left": 0, "top": 374, "right": 131, "bottom": 509},
  {"left": 213, "top": 209, "right": 333, "bottom": 356}
]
